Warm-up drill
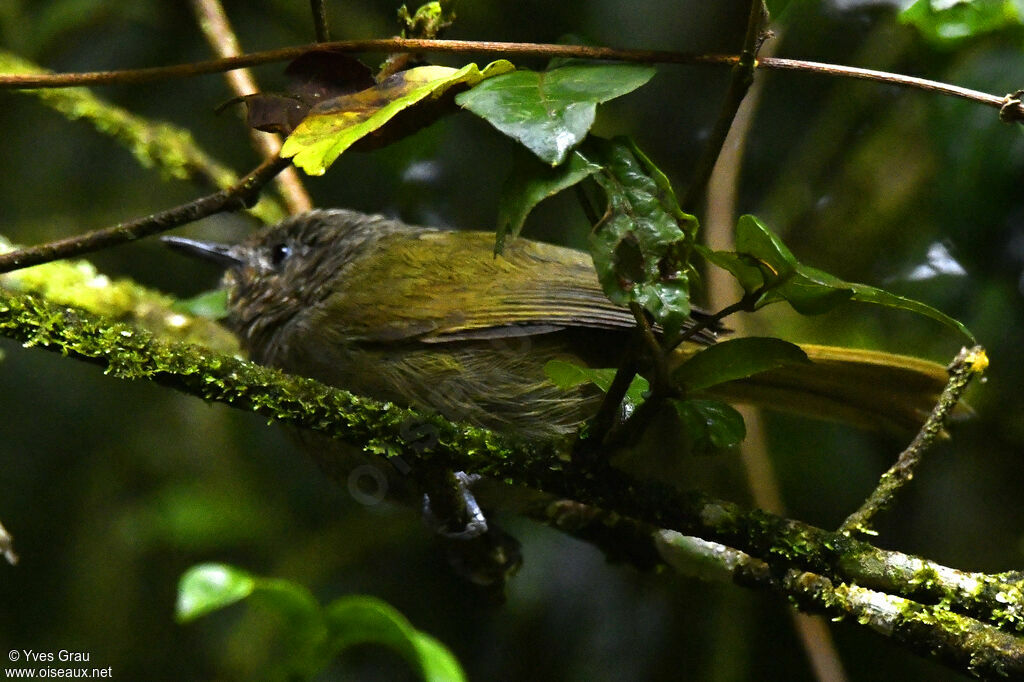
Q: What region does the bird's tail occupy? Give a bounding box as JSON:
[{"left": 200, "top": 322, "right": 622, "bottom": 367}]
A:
[{"left": 694, "top": 344, "right": 959, "bottom": 434}]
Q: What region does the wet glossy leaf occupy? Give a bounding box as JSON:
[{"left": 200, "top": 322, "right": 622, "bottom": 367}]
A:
[
  {"left": 627, "top": 140, "right": 696, "bottom": 240},
  {"left": 283, "top": 61, "right": 514, "bottom": 175},
  {"left": 670, "top": 399, "right": 746, "bottom": 455},
  {"left": 734, "top": 214, "right": 797, "bottom": 285},
  {"left": 840, "top": 270, "right": 976, "bottom": 341},
  {"left": 584, "top": 138, "right": 696, "bottom": 339},
  {"left": 674, "top": 337, "right": 809, "bottom": 392},
  {"left": 900, "top": 0, "right": 1022, "bottom": 47},
  {"left": 457, "top": 64, "right": 656, "bottom": 165},
  {"left": 495, "top": 150, "right": 601, "bottom": 253},
  {"left": 693, "top": 245, "right": 765, "bottom": 294},
  {"left": 175, "top": 563, "right": 255, "bottom": 623}
]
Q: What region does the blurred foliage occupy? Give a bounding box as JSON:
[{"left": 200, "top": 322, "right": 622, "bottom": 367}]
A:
[
  {"left": 1, "top": 1, "right": 1023, "bottom": 680},
  {"left": 176, "top": 563, "right": 465, "bottom": 681}
]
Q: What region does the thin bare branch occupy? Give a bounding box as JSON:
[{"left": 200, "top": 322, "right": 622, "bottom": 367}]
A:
[
  {"left": 2, "top": 38, "right": 1018, "bottom": 121},
  {"left": 310, "top": 0, "right": 331, "bottom": 42},
  {"left": 191, "top": 0, "right": 312, "bottom": 215},
  {"left": 0, "top": 156, "right": 289, "bottom": 275},
  {"left": 682, "top": 0, "right": 768, "bottom": 209}
]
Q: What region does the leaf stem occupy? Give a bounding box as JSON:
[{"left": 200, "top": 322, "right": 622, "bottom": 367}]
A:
[{"left": 672, "top": 292, "right": 757, "bottom": 350}]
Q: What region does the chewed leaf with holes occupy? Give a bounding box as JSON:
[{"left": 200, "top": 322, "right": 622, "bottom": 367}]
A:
[
  {"left": 583, "top": 138, "right": 698, "bottom": 340},
  {"left": 282, "top": 61, "right": 514, "bottom": 175}
]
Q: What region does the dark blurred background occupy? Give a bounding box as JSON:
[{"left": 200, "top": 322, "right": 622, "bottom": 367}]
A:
[{"left": 1, "top": 1, "right": 1022, "bottom": 679}]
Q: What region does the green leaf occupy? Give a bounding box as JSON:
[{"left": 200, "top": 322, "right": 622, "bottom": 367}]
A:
[
  {"left": 765, "top": 263, "right": 855, "bottom": 315},
  {"left": 765, "top": 0, "right": 794, "bottom": 20},
  {"left": 627, "top": 140, "right": 697, "bottom": 240},
  {"left": 176, "top": 563, "right": 319, "bottom": 635},
  {"left": 900, "top": 0, "right": 1022, "bottom": 47},
  {"left": 674, "top": 337, "right": 809, "bottom": 392},
  {"left": 583, "top": 138, "right": 697, "bottom": 339},
  {"left": 699, "top": 214, "right": 975, "bottom": 341},
  {"left": 670, "top": 399, "right": 746, "bottom": 455},
  {"left": 495, "top": 150, "right": 601, "bottom": 253},
  {"left": 842, "top": 271, "right": 976, "bottom": 341},
  {"left": 693, "top": 245, "right": 765, "bottom": 294},
  {"left": 544, "top": 359, "right": 650, "bottom": 407},
  {"left": 176, "top": 565, "right": 463, "bottom": 682},
  {"left": 282, "top": 60, "right": 514, "bottom": 175},
  {"left": 175, "top": 563, "right": 255, "bottom": 623},
  {"left": 734, "top": 214, "right": 797, "bottom": 284},
  {"left": 324, "top": 596, "right": 466, "bottom": 682},
  {"left": 456, "top": 64, "right": 656, "bottom": 165},
  {"left": 171, "top": 288, "right": 228, "bottom": 319}
]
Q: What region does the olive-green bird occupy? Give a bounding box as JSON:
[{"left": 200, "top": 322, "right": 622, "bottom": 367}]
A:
[{"left": 165, "top": 208, "right": 951, "bottom": 442}]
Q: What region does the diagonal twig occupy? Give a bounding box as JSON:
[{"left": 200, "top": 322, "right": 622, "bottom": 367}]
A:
[
  {"left": 839, "top": 345, "right": 988, "bottom": 536},
  {"left": 191, "top": 0, "right": 312, "bottom": 215},
  {"left": 0, "top": 156, "right": 289, "bottom": 275}
]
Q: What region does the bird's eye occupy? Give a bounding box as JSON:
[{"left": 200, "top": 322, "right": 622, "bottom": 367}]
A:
[{"left": 270, "top": 242, "right": 292, "bottom": 267}]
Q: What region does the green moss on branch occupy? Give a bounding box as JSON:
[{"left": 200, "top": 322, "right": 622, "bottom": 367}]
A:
[{"left": 0, "top": 287, "right": 1021, "bottom": 675}]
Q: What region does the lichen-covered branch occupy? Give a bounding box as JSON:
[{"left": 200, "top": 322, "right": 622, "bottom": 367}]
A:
[
  {"left": 660, "top": 531, "right": 1024, "bottom": 679},
  {"left": 840, "top": 346, "right": 988, "bottom": 536},
  {"left": 0, "top": 288, "right": 1021, "bottom": 677}
]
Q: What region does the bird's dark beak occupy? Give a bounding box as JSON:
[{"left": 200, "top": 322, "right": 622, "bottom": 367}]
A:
[{"left": 161, "top": 236, "right": 244, "bottom": 268}]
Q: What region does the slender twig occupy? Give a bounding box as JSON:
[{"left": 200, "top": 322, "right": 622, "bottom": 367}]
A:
[
  {"left": 580, "top": 356, "right": 638, "bottom": 456},
  {"left": 0, "top": 156, "right": 289, "bottom": 275},
  {"left": 629, "top": 301, "right": 671, "bottom": 395},
  {"left": 310, "top": 0, "right": 331, "bottom": 42},
  {"left": 1, "top": 39, "right": 1020, "bottom": 121},
  {"left": 191, "top": 0, "right": 312, "bottom": 215},
  {"left": 672, "top": 292, "right": 757, "bottom": 350},
  {"left": 682, "top": 1, "right": 768, "bottom": 210},
  {"left": 839, "top": 346, "right": 988, "bottom": 536}
]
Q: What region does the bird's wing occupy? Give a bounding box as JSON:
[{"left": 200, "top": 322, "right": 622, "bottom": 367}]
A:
[{"left": 317, "top": 229, "right": 668, "bottom": 344}]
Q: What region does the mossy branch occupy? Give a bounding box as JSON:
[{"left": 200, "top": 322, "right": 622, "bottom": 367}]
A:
[
  {"left": 0, "top": 50, "right": 286, "bottom": 225},
  {"left": 0, "top": 286, "right": 1021, "bottom": 677},
  {"left": 657, "top": 532, "right": 1024, "bottom": 680}
]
